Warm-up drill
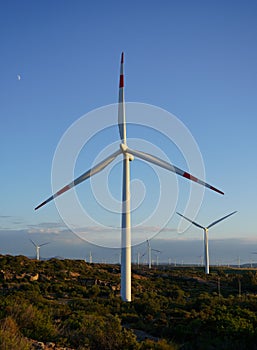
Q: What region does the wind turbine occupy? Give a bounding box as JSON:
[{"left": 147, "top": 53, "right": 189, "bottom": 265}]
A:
[
  {"left": 35, "top": 52, "right": 224, "bottom": 302},
  {"left": 177, "top": 211, "right": 237, "bottom": 274},
  {"left": 141, "top": 239, "right": 160, "bottom": 268},
  {"left": 251, "top": 252, "right": 257, "bottom": 268},
  {"left": 30, "top": 239, "right": 50, "bottom": 261},
  {"left": 137, "top": 251, "right": 141, "bottom": 267},
  {"left": 155, "top": 252, "right": 161, "bottom": 267},
  {"left": 146, "top": 239, "right": 161, "bottom": 269}
]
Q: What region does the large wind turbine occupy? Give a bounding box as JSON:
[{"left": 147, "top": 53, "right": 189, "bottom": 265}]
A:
[
  {"left": 35, "top": 52, "right": 224, "bottom": 302},
  {"left": 177, "top": 211, "right": 237, "bottom": 274},
  {"left": 30, "top": 239, "right": 50, "bottom": 261}
]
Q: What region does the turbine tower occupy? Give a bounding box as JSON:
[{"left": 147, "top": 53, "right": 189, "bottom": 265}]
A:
[
  {"left": 35, "top": 53, "right": 224, "bottom": 302},
  {"left": 146, "top": 239, "right": 160, "bottom": 269},
  {"left": 30, "top": 239, "right": 50, "bottom": 261},
  {"left": 137, "top": 251, "right": 140, "bottom": 267},
  {"left": 177, "top": 211, "right": 237, "bottom": 274}
]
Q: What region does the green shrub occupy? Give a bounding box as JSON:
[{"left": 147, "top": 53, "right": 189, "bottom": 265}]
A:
[{"left": 0, "top": 316, "right": 31, "bottom": 350}]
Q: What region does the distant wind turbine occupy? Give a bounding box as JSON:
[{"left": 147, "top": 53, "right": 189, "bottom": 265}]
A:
[
  {"left": 137, "top": 251, "right": 141, "bottom": 267},
  {"left": 30, "top": 239, "right": 50, "bottom": 261},
  {"left": 141, "top": 239, "right": 161, "bottom": 269},
  {"left": 177, "top": 211, "right": 237, "bottom": 274},
  {"left": 147, "top": 239, "right": 161, "bottom": 269},
  {"left": 155, "top": 253, "right": 160, "bottom": 266},
  {"left": 35, "top": 53, "right": 224, "bottom": 302}
]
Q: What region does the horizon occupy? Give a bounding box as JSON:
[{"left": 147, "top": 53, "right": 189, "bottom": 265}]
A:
[{"left": 1, "top": 228, "right": 257, "bottom": 267}]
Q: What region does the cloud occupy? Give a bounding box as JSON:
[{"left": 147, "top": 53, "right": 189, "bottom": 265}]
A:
[
  {"left": 132, "top": 226, "right": 177, "bottom": 233},
  {"left": 0, "top": 226, "right": 256, "bottom": 264},
  {"left": 27, "top": 222, "right": 67, "bottom": 234},
  {"left": 28, "top": 222, "right": 66, "bottom": 229},
  {"left": 0, "top": 216, "right": 26, "bottom": 230},
  {"left": 64, "top": 225, "right": 179, "bottom": 248}
]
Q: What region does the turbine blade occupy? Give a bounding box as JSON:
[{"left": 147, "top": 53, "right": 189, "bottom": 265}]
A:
[
  {"left": 207, "top": 211, "right": 237, "bottom": 229},
  {"left": 127, "top": 147, "right": 224, "bottom": 195},
  {"left": 176, "top": 212, "right": 205, "bottom": 230},
  {"left": 39, "top": 242, "right": 51, "bottom": 247},
  {"left": 35, "top": 149, "right": 121, "bottom": 210},
  {"left": 30, "top": 239, "right": 37, "bottom": 247},
  {"left": 152, "top": 249, "right": 161, "bottom": 253},
  {"left": 118, "top": 52, "right": 126, "bottom": 142}
]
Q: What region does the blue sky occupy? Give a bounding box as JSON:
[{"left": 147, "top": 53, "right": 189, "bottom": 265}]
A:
[{"left": 1, "top": 1, "right": 257, "bottom": 263}]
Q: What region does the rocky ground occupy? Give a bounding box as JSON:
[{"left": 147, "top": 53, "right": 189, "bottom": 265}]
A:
[{"left": 31, "top": 340, "right": 75, "bottom": 350}]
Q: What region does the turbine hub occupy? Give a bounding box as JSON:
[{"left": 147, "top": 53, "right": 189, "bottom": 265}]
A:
[
  {"left": 120, "top": 143, "right": 134, "bottom": 161},
  {"left": 120, "top": 143, "right": 128, "bottom": 153}
]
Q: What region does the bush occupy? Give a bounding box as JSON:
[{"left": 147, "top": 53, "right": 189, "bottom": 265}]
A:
[
  {"left": 61, "top": 313, "right": 138, "bottom": 349},
  {"left": 0, "top": 316, "right": 31, "bottom": 350},
  {"left": 139, "top": 338, "right": 178, "bottom": 350},
  {"left": 4, "top": 297, "right": 58, "bottom": 341}
]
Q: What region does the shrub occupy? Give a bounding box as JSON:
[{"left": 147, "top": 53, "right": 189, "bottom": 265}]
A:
[{"left": 0, "top": 316, "right": 31, "bottom": 350}]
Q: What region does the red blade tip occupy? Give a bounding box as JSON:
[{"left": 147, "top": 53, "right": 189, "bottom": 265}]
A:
[
  {"left": 121, "top": 52, "right": 124, "bottom": 63},
  {"left": 210, "top": 186, "right": 224, "bottom": 195}
]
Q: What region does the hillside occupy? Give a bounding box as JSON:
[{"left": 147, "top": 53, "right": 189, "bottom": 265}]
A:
[{"left": 0, "top": 255, "right": 257, "bottom": 349}]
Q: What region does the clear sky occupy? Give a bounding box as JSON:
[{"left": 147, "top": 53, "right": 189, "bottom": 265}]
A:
[{"left": 1, "top": 0, "right": 257, "bottom": 264}]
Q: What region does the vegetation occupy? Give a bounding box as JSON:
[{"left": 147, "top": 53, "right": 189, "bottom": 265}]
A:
[{"left": 0, "top": 255, "right": 257, "bottom": 349}]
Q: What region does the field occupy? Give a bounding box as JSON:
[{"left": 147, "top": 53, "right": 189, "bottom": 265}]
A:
[{"left": 0, "top": 255, "right": 257, "bottom": 349}]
